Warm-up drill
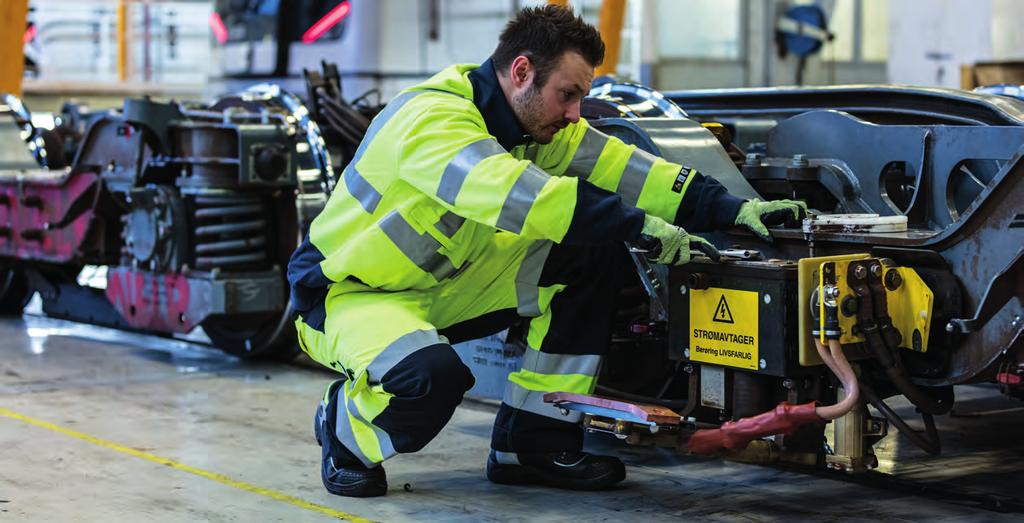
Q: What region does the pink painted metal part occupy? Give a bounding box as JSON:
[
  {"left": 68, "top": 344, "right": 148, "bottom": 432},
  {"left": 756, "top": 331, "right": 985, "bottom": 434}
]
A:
[
  {"left": 0, "top": 170, "right": 98, "bottom": 262},
  {"left": 543, "top": 392, "right": 682, "bottom": 425},
  {"left": 687, "top": 401, "right": 823, "bottom": 455},
  {"left": 997, "top": 372, "right": 1022, "bottom": 385},
  {"left": 105, "top": 268, "right": 197, "bottom": 333}
]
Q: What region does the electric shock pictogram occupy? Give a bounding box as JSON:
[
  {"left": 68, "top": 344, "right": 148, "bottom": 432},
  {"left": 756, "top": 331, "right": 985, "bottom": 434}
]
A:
[{"left": 713, "top": 295, "right": 734, "bottom": 323}]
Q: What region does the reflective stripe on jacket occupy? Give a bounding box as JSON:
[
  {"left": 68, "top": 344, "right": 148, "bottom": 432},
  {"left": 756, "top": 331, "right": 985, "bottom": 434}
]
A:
[{"left": 288, "top": 62, "right": 724, "bottom": 326}]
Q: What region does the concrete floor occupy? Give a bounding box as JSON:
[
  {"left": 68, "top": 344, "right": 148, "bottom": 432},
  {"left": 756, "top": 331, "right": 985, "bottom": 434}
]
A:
[{"left": 2, "top": 314, "right": 1022, "bottom": 522}]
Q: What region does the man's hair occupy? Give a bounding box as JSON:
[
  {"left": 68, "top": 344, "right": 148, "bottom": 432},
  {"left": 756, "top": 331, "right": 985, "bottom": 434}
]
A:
[{"left": 492, "top": 5, "right": 605, "bottom": 88}]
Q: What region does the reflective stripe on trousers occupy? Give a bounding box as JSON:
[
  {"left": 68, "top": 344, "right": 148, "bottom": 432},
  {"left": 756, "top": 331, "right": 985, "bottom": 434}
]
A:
[
  {"left": 514, "top": 240, "right": 553, "bottom": 317},
  {"left": 333, "top": 377, "right": 397, "bottom": 467},
  {"left": 330, "top": 328, "right": 445, "bottom": 467},
  {"left": 501, "top": 349, "right": 602, "bottom": 423},
  {"left": 365, "top": 328, "right": 444, "bottom": 384}
]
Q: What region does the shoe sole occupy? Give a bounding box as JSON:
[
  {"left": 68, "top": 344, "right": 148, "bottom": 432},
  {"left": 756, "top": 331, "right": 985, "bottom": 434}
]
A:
[
  {"left": 486, "top": 462, "right": 625, "bottom": 491},
  {"left": 321, "top": 456, "right": 388, "bottom": 498},
  {"left": 320, "top": 467, "right": 388, "bottom": 498}
]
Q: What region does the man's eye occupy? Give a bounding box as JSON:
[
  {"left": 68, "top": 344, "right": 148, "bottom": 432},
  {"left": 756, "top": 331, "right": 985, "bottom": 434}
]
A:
[{"left": 562, "top": 91, "right": 573, "bottom": 101}]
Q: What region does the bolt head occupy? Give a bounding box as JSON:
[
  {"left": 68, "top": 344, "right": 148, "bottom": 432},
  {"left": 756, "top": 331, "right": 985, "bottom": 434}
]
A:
[
  {"left": 679, "top": 285, "right": 688, "bottom": 295},
  {"left": 853, "top": 265, "right": 867, "bottom": 279},
  {"left": 870, "top": 264, "right": 883, "bottom": 277},
  {"left": 946, "top": 322, "right": 956, "bottom": 333},
  {"left": 884, "top": 269, "right": 903, "bottom": 290},
  {"left": 759, "top": 358, "right": 767, "bottom": 369},
  {"left": 684, "top": 348, "right": 691, "bottom": 358},
  {"left": 763, "top": 293, "right": 772, "bottom": 305}
]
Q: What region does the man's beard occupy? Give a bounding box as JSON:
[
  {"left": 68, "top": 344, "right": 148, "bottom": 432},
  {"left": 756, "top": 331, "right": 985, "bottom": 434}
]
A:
[{"left": 512, "top": 83, "right": 556, "bottom": 144}]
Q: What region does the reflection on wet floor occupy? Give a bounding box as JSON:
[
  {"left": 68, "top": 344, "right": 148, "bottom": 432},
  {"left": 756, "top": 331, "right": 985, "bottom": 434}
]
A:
[
  {"left": 23, "top": 314, "right": 233, "bottom": 365},
  {"left": 0, "top": 313, "right": 255, "bottom": 396}
]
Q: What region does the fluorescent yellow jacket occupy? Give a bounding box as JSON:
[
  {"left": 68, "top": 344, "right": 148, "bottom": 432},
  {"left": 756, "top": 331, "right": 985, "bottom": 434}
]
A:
[{"left": 288, "top": 59, "right": 743, "bottom": 330}]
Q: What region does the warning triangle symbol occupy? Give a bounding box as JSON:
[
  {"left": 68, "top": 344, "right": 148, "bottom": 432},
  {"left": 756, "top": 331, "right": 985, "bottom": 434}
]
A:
[{"left": 713, "top": 295, "right": 734, "bottom": 324}]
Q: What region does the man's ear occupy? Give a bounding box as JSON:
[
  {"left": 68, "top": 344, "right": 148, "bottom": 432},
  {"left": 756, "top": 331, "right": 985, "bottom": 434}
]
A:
[{"left": 509, "top": 55, "right": 534, "bottom": 89}]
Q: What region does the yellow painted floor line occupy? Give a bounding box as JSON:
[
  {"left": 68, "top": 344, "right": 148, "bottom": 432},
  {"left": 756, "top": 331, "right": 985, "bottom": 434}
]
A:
[{"left": 0, "top": 407, "right": 373, "bottom": 522}]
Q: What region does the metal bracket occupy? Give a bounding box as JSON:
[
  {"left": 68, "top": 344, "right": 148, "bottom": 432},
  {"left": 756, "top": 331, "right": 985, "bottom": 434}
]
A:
[{"left": 946, "top": 248, "right": 1024, "bottom": 334}]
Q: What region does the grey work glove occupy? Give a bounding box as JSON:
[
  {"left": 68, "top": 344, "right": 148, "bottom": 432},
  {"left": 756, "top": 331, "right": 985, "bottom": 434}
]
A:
[
  {"left": 733, "top": 198, "right": 808, "bottom": 242},
  {"left": 639, "top": 214, "right": 720, "bottom": 265}
]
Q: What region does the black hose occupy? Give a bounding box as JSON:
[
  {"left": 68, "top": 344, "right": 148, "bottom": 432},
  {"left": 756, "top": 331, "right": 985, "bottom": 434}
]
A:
[
  {"left": 318, "top": 104, "right": 365, "bottom": 147},
  {"left": 319, "top": 93, "right": 371, "bottom": 126},
  {"left": 865, "top": 328, "right": 954, "bottom": 415},
  {"left": 319, "top": 99, "right": 367, "bottom": 137},
  {"left": 318, "top": 95, "right": 370, "bottom": 132},
  {"left": 314, "top": 91, "right": 366, "bottom": 141},
  {"left": 349, "top": 88, "right": 381, "bottom": 109},
  {"left": 860, "top": 380, "right": 941, "bottom": 455}
]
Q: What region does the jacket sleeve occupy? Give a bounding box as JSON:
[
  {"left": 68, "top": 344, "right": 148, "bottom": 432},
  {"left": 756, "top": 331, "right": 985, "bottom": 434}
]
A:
[
  {"left": 672, "top": 172, "right": 745, "bottom": 232},
  {"left": 397, "top": 95, "right": 643, "bottom": 243},
  {"left": 528, "top": 118, "right": 744, "bottom": 232}
]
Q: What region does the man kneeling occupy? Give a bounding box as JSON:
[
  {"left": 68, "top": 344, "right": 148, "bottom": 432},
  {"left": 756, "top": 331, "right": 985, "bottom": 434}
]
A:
[{"left": 287, "top": 5, "right": 805, "bottom": 497}]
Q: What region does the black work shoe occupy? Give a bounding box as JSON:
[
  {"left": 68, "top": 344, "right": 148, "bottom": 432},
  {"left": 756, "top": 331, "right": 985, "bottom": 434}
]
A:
[
  {"left": 314, "top": 393, "right": 388, "bottom": 497},
  {"left": 486, "top": 449, "right": 625, "bottom": 490}
]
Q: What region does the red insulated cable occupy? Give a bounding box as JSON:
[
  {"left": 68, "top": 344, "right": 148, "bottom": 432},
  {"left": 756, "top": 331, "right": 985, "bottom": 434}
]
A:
[{"left": 687, "top": 401, "right": 823, "bottom": 455}]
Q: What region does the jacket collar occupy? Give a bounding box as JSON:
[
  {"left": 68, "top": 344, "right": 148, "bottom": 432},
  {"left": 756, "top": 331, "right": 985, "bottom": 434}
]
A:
[{"left": 468, "top": 58, "right": 531, "bottom": 151}]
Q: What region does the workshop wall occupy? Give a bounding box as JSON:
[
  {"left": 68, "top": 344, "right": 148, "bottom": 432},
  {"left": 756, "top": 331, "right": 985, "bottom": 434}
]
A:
[
  {"left": 889, "top": 0, "right": 1024, "bottom": 88},
  {"left": 299, "top": 0, "right": 891, "bottom": 101}
]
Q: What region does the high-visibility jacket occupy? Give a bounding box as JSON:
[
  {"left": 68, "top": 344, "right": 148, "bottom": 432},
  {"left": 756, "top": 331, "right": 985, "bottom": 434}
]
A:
[{"left": 288, "top": 59, "right": 744, "bottom": 330}]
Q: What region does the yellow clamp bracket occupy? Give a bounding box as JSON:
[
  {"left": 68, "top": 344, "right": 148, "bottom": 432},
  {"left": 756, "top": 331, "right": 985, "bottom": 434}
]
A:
[
  {"left": 798, "top": 255, "right": 934, "bottom": 366},
  {"left": 797, "top": 253, "right": 868, "bottom": 366}
]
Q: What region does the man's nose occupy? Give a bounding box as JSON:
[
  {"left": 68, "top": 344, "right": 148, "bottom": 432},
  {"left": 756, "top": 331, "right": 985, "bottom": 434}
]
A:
[{"left": 564, "top": 102, "right": 581, "bottom": 124}]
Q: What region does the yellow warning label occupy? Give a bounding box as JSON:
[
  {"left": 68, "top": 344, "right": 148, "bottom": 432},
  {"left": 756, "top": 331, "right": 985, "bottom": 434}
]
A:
[{"left": 689, "top": 287, "right": 759, "bottom": 370}]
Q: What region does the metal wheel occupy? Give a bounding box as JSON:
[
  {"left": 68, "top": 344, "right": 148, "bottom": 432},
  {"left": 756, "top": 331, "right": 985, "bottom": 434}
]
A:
[{"left": 584, "top": 80, "right": 688, "bottom": 120}]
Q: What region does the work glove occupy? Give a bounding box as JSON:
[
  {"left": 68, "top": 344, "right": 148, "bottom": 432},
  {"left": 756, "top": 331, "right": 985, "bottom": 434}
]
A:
[
  {"left": 733, "top": 198, "right": 808, "bottom": 242},
  {"left": 639, "top": 214, "right": 720, "bottom": 265}
]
